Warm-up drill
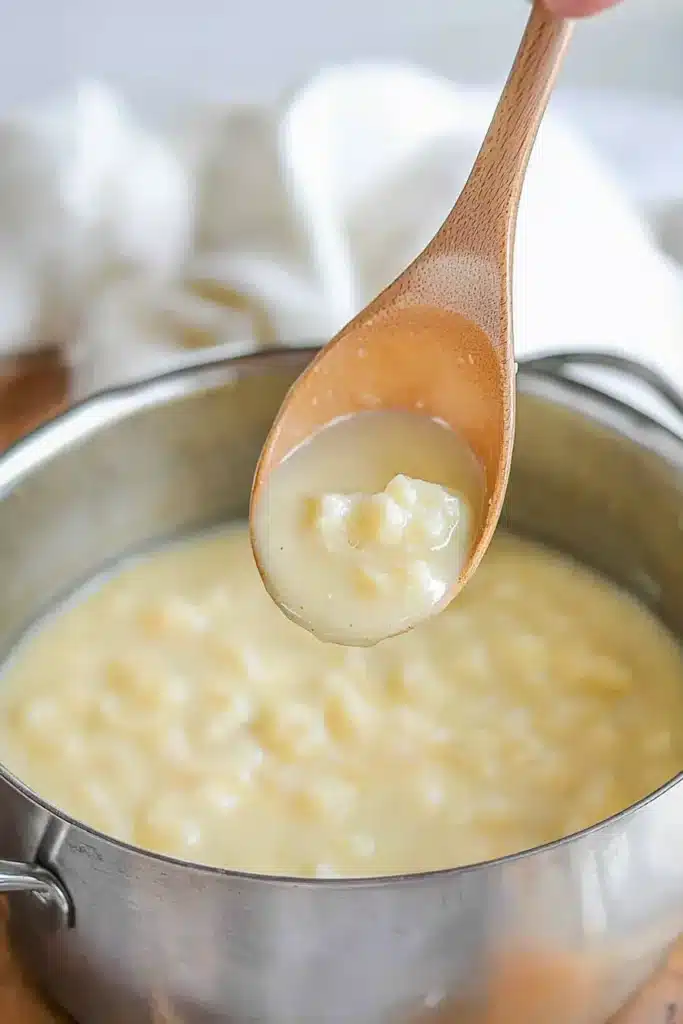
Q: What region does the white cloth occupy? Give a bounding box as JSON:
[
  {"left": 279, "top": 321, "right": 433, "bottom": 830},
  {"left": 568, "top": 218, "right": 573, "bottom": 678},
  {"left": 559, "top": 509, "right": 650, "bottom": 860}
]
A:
[{"left": 0, "top": 66, "right": 682, "bottom": 428}]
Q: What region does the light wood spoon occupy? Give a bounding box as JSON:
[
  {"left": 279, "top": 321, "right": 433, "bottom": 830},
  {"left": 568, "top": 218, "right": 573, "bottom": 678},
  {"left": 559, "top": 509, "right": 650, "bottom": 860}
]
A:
[{"left": 251, "top": 1, "right": 573, "bottom": 612}]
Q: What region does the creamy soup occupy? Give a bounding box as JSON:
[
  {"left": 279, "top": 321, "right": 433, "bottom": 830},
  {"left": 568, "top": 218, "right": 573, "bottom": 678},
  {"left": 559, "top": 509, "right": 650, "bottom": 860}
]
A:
[
  {"left": 251, "top": 410, "right": 483, "bottom": 645},
  {"left": 0, "top": 526, "right": 681, "bottom": 878}
]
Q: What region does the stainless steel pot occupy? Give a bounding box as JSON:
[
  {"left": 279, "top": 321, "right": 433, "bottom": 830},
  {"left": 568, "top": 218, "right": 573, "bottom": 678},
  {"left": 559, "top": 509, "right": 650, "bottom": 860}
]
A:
[{"left": 1, "top": 347, "right": 683, "bottom": 1024}]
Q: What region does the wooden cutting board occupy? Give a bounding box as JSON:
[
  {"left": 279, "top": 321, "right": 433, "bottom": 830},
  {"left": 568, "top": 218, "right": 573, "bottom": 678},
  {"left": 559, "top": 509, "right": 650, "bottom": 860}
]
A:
[{"left": 0, "top": 351, "right": 681, "bottom": 1024}]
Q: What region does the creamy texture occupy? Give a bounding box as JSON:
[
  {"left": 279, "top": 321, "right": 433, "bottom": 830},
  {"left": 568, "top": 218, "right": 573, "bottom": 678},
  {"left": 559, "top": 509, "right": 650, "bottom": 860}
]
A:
[
  {"left": 252, "top": 410, "right": 483, "bottom": 645},
  {"left": 1, "top": 525, "right": 682, "bottom": 878}
]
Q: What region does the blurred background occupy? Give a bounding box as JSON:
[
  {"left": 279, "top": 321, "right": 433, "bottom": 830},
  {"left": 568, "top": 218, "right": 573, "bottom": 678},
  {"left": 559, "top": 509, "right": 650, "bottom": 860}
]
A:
[
  {"left": 1, "top": 0, "right": 681, "bottom": 240},
  {"left": 2, "top": 0, "right": 682, "bottom": 101},
  {"left": 1, "top": 0, "right": 683, "bottom": 428}
]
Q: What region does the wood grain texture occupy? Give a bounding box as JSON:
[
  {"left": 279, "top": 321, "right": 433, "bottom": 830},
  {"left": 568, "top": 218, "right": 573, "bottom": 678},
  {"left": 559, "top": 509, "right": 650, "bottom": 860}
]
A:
[
  {"left": 0, "top": 355, "right": 681, "bottom": 1022},
  {"left": 251, "top": 2, "right": 571, "bottom": 616}
]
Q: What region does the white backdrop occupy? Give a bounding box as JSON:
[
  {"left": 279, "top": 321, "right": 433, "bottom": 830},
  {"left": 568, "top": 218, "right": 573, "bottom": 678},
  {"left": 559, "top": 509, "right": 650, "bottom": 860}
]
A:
[
  {"left": 0, "top": 0, "right": 681, "bottom": 108},
  {"left": 1, "top": 0, "right": 682, "bottom": 412}
]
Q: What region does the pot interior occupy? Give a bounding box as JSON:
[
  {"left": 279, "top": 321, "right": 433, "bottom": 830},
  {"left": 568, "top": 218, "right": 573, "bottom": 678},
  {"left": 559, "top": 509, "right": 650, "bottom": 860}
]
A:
[{"left": 1, "top": 350, "right": 683, "bottom": 661}]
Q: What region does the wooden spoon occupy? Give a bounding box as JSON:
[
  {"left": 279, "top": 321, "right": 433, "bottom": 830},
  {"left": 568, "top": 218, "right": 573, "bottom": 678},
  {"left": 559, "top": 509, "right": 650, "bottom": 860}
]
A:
[{"left": 251, "top": 1, "right": 573, "bottom": 613}]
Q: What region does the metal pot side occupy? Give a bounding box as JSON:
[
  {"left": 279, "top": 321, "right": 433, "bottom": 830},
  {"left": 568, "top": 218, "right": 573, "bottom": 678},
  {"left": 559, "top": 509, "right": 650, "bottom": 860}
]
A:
[{"left": 0, "top": 348, "right": 681, "bottom": 1023}]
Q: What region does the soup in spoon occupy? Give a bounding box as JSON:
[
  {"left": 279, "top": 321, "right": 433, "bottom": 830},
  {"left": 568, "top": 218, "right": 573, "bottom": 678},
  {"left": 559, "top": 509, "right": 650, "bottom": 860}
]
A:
[{"left": 250, "top": 408, "right": 484, "bottom": 646}]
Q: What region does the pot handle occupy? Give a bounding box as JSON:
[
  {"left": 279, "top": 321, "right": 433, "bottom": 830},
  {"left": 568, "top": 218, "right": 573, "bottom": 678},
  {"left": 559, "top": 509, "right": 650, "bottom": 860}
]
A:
[
  {"left": 521, "top": 350, "right": 683, "bottom": 428},
  {"left": 0, "top": 860, "right": 72, "bottom": 927}
]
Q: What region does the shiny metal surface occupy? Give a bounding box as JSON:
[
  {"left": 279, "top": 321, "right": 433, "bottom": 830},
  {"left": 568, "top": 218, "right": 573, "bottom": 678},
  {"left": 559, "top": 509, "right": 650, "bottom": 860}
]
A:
[
  {"left": 0, "top": 347, "right": 682, "bottom": 1023},
  {"left": 0, "top": 861, "right": 70, "bottom": 927}
]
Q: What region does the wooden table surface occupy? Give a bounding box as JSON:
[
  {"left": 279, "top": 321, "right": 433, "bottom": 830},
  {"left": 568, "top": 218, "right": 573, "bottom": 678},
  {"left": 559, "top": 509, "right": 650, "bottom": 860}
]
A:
[
  {"left": 0, "top": 350, "right": 68, "bottom": 451},
  {"left": 0, "top": 351, "right": 681, "bottom": 1024}
]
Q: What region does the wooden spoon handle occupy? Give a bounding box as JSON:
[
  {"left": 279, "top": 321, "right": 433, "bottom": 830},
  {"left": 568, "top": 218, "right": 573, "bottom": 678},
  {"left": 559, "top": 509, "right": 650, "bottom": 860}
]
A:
[{"left": 441, "top": 0, "right": 572, "bottom": 259}]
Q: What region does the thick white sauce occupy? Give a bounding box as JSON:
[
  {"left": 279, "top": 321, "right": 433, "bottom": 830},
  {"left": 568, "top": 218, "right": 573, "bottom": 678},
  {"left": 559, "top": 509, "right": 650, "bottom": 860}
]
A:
[
  {"left": 251, "top": 410, "right": 483, "bottom": 645},
  {"left": 0, "top": 525, "right": 681, "bottom": 878}
]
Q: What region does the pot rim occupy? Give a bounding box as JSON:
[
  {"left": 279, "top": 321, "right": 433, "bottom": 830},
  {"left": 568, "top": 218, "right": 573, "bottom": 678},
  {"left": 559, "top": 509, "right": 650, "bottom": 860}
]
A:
[{"left": 1, "top": 344, "right": 682, "bottom": 889}]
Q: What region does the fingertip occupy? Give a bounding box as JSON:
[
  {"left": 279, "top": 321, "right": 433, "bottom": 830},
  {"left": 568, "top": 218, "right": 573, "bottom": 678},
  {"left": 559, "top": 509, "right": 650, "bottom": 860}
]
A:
[{"left": 543, "top": 0, "right": 620, "bottom": 16}]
